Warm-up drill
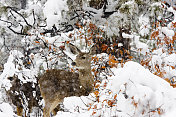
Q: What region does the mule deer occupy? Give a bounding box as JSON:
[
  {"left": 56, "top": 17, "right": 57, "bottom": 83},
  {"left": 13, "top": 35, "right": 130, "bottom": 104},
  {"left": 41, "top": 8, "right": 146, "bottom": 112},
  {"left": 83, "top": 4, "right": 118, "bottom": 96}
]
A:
[{"left": 39, "top": 43, "right": 96, "bottom": 117}]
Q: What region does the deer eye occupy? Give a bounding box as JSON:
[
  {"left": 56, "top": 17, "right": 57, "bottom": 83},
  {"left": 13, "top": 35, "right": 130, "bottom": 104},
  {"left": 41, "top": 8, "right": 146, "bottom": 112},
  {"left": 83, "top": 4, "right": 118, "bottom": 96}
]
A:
[{"left": 81, "top": 56, "right": 86, "bottom": 59}]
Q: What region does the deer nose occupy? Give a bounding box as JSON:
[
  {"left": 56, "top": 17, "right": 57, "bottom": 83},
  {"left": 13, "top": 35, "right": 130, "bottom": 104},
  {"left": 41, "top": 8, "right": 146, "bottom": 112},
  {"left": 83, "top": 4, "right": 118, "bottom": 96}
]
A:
[{"left": 71, "top": 62, "right": 76, "bottom": 66}]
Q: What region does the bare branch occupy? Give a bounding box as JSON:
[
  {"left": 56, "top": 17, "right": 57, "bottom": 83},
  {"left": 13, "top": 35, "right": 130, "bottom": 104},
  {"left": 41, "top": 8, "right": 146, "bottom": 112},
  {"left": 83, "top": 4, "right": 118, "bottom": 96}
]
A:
[
  {"left": 7, "top": 25, "right": 28, "bottom": 36},
  {"left": 7, "top": 6, "right": 32, "bottom": 27},
  {"left": 32, "top": 10, "right": 36, "bottom": 26}
]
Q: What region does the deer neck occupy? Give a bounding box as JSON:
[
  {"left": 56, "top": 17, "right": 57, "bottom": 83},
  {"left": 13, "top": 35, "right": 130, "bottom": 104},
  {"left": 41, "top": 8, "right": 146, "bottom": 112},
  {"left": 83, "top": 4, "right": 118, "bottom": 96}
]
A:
[
  {"left": 79, "top": 68, "right": 92, "bottom": 78},
  {"left": 78, "top": 67, "right": 93, "bottom": 88}
]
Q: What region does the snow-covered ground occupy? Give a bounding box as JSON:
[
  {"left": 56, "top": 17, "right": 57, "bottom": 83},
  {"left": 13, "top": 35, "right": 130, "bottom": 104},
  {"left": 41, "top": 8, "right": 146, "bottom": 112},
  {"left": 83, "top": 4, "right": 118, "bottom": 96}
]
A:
[
  {"left": 1, "top": 61, "right": 176, "bottom": 117},
  {"left": 54, "top": 61, "right": 176, "bottom": 117}
]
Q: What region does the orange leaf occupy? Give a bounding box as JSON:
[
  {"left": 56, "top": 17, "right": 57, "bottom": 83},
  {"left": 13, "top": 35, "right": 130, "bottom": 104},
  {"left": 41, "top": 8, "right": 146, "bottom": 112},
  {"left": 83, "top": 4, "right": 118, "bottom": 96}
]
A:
[
  {"left": 88, "top": 36, "right": 93, "bottom": 40},
  {"left": 101, "top": 66, "right": 106, "bottom": 69},
  {"left": 93, "top": 105, "right": 97, "bottom": 109},
  {"left": 88, "top": 107, "right": 91, "bottom": 111},
  {"left": 108, "top": 91, "right": 112, "bottom": 95},
  {"left": 165, "top": 78, "right": 170, "bottom": 83},
  {"left": 108, "top": 54, "right": 118, "bottom": 68},
  {"left": 172, "top": 33, "right": 176, "bottom": 40},
  {"left": 170, "top": 66, "right": 175, "bottom": 69},
  {"left": 27, "top": 61, "right": 31, "bottom": 64},
  {"left": 89, "top": 23, "right": 97, "bottom": 30},
  {"left": 59, "top": 46, "right": 65, "bottom": 50},
  {"left": 96, "top": 96, "right": 100, "bottom": 102},
  {"left": 114, "top": 94, "right": 117, "bottom": 99},
  {"left": 70, "top": 68, "right": 74, "bottom": 72},
  {"left": 132, "top": 101, "right": 138, "bottom": 108},
  {"left": 95, "top": 84, "right": 100, "bottom": 89},
  {"left": 102, "top": 99, "right": 107, "bottom": 103},
  {"left": 172, "top": 22, "right": 176, "bottom": 28},
  {"left": 66, "top": 41, "right": 70, "bottom": 44},
  {"left": 92, "top": 111, "right": 96, "bottom": 115},
  {"left": 35, "top": 41, "right": 40, "bottom": 43},
  {"left": 103, "top": 82, "right": 107, "bottom": 88},
  {"left": 49, "top": 45, "right": 51, "bottom": 50},
  {"left": 94, "top": 90, "right": 99, "bottom": 97},
  {"left": 128, "top": 56, "right": 133, "bottom": 59},
  {"left": 91, "top": 68, "right": 96, "bottom": 72},
  {"left": 101, "top": 44, "right": 108, "bottom": 51},
  {"left": 92, "top": 56, "right": 99, "bottom": 62},
  {"left": 120, "top": 50, "right": 123, "bottom": 55},
  {"left": 53, "top": 48, "right": 56, "bottom": 52},
  {"left": 157, "top": 108, "right": 163, "bottom": 115},
  {"left": 87, "top": 29, "right": 91, "bottom": 33},
  {"left": 151, "top": 31, "right": 159, "bottom": 39},
  {"left": 107, "top": 100, "right": 115, "bottom": 107}
]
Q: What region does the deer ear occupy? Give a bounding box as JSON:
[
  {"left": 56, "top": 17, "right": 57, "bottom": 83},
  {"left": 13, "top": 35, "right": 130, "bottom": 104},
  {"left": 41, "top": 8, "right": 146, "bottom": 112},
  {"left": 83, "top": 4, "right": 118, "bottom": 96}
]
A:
[
  {"left": 89, "top": 45, "right": 96, "bottom": 55},
  {"left": 69, "top": 43, "right": 81, "bottom": 54}
]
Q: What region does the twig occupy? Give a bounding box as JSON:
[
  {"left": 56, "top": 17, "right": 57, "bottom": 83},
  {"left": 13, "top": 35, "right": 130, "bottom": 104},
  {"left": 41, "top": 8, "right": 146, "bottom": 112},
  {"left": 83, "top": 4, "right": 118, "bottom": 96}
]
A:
[{"left": 7, "top": 6, "right": 32, "bottom": 27}]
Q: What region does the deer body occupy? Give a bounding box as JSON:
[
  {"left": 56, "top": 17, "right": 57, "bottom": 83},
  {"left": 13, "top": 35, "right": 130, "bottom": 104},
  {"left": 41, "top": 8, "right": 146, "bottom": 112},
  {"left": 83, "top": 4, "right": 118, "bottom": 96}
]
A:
[{"left": 39, "top": 44, "right": 95, "bottom": 117}]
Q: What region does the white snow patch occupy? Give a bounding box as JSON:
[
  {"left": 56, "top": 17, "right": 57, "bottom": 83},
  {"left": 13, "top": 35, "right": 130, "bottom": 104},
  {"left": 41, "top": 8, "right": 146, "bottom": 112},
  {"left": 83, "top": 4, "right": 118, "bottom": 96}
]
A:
[
  {"left": 122, "top": 32, "right": 133, "bottom": 38},
  {"left": 0, "top": 50, "right": 23, "bottom": 90},
  {"left": 139, "top": 15, "right": 150, "bottom": 36},
  {"left": 43, "top": 0, "right": 68, "bottom": 28},
  {"left": 108, "top": 61, "right": 176, "bottom": 116},
  {"left": 151, "top": 55, "right": 162, "bottom": 67},
  {"left": 161, "top": 27, "right": 175, "bottom": 37},
  {"left": 0, "top": 103, "right": 16, "bottom": 117},
  {"left": 133, "top": 36, "right": 149, "bottom": 54},
  {"left": 110, "top": 61, "right": 172, "bottom": 93},
  {"left": 164, "top": 53, "right": 176, "bottom": 66},
  {"left": 162, "top": 107, "right": 176, "bottom": 117}
]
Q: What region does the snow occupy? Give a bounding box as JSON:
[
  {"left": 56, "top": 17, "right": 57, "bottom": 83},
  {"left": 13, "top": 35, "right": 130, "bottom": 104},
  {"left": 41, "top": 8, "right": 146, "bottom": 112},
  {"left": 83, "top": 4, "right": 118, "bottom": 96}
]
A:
[
  {"left": 0, "top": 0, "right": 176, "bottom": 117},
  {"left": 133, "top": 36, "right": 149, "bottom": 55},
  {"left": 161, "top": 27, "right": 175, "bottom": 37},
  {"left": 110, "top": 61, "right": 173, "bottom": 92},
  {"left": 43, "top": 0, "right": 68, "bottom": 28},
  {"left": 164, "top": 53, "right": 176, "bottom": 66},
  {"left": 0, "top": 49, "right": 43, "bottom": 91},
  {"left": 162, "top": 108, "right": 176, "bottom": 117},
  {"left": 122, "top": 32, "right": 133, "bottom": 38},
  {"left": 108, "top": 62, "right": 176, "bottom": 117},
  {"left": 0, "top": 103, "right": 16, "bottom": 117},
  {"left": 151, "top": 55, "right": 162, "bottom": 67},
  {"left": 164, "top": 66, "right": 176, "bottom": 79},
  {"left": 139, "top": 15, "right": 150, "bottom": 36},
  {"left": 54, "top": 61, "right": 176, "bottom": 117},
  {"left": 1, "top": 56, "right": 176, "bottom": 117},
  {"left": 0, "top": 50, "right": 23, "bottom": 90}
]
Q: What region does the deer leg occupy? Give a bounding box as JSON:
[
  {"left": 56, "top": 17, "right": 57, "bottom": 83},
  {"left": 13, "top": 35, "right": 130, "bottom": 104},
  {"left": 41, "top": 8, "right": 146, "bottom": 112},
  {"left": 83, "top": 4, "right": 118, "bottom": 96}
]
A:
[
  {"left": 43, "top": 103, "right": 51, "bottom": 117},
  {"left": 52, "top": 104, "right": 61, "bottom": 116},
  {"left": 43, "top": 101, "right": 59, "bottom": 117},
  {"left": 50, "top": 99, "right": 63, "bottom": 115}
]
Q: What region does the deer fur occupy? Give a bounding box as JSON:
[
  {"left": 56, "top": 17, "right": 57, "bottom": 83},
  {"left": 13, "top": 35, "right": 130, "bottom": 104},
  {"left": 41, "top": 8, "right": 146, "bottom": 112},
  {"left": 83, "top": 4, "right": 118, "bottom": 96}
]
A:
[{"left": 39, "top": 43, "right": 96, "bottom": 117}]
